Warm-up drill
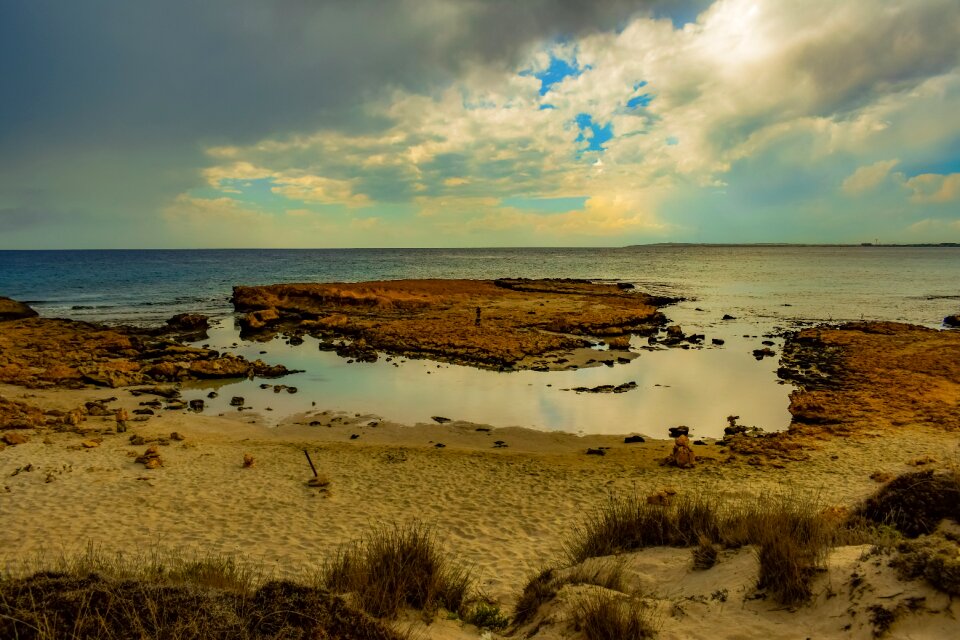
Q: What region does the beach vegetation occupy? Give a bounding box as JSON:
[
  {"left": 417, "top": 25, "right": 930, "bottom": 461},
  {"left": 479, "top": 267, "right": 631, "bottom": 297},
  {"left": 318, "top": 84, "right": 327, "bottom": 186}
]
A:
[
  {"left": 0, "top": 547, "right": 405, "bottom": 640},
  {"left": 572, "top": 589, "right": 658, "bottom": 640},
  {"left": 322, "top": 521, "right": 473, "bottom": 618},
  {"left": 566, "top": 492, "right": 835, "bottom": 605}
]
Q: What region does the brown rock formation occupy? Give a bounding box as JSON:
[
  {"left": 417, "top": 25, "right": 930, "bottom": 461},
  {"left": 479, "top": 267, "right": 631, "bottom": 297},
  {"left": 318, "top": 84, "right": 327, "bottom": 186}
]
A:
[
  {"left": 232, "top": 279, "right": 666, "bottom": 369},
  {"left": 0, "top": 297, "right": 38, "bottom": 322},
  {"left": 0, "top": 317, "right": 293, "bottom": 390}
]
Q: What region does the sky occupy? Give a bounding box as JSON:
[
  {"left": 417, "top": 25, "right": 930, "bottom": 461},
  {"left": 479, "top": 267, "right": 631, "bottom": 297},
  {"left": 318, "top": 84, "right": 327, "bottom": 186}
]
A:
[{"left": 2, "top": 0, "right": 959, "bottom": 249}]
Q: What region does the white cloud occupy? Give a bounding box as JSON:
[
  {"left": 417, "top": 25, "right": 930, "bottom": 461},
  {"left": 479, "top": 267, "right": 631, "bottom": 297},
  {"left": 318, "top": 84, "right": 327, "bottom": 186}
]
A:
[
  {"left": 842, "top": 159, "right": 899, "bottom": 195},
  {"left": 172, "top": 0, "right": 960, "bottom": 243},
  {"left": 906, "top": 173, "right": 960, "bottom": 203}
]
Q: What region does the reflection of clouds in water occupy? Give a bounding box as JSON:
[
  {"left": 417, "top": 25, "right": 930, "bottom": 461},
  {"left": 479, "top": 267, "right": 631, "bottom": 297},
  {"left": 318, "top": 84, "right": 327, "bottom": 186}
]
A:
[{"left": 185, "top": 321, "right": 791, "bottom": 438}]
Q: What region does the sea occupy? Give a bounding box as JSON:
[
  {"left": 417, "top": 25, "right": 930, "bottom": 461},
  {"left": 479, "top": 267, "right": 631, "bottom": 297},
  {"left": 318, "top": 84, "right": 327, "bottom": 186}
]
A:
[{"left": 2, "top": 246, "right": 958, "bottom": 438}]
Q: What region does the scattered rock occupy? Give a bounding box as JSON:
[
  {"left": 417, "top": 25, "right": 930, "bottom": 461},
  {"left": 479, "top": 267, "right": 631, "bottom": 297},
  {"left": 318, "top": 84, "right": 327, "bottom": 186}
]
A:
[
  {"left": 944, "top": 314, "right": 960, "bottom": 328},
  {"left": 80, "top": 440, "right": 100, "bottom": 448},
  {"left": 752, "top": 347, "right": 776, "bottom": 359},
  {"left": 870, "top": 471, "right": 895, "bottom": 483},
  {"left": 624, "top": 435, "right": 645, "bottom": 444},
  {"left": 135, "top": 446, "right": 163, "bottom": 469},
  {"left": 349, "top": 434, "right": 360, "bottom": 440},
  {"left": 493, "top": 440, "right": 508, "bottom": 448},
  {"left": 566, "top": 381, "right": 638, "bottom": 394},
  {"left": 243, "top": 453, "right": 255, "bottom": 468},
  {"left": 229, "top": 396, "right": 245, "bottom": 407},
  {"left": 431, "top": 416, "right": 451, "bottom": 424},
  {"left": 711, "top": 338, "right": 725, "bottom": 345},
  {"left": 666, "top": 325, "right": 684, "bottom": 338},
  {"left": 133, "top": 408, "right": 154, "bottom": 415},
  {"left": 188, "top": 399, "right": 204, "bottom": 411},
  {"left": 585, "top": 447, "right": 606, "bottom": 456},
  {"left": 207, "top": 391, "right": 218, "bottom": 399},
  {"left": 722, "top": 314, "right": 736, "bottom": 320},
  {"left": 170, "top": 432, "right": 186, "bottom": 441},
  {"left": 2, "top": 432, "right": 30, "bottom": 445},
  {"left": 434, "top": 443, "right": 446, "bottom": 448},
  {"left": 668, "top": 425, "right": 690, "bottom": 438},
  {"left": 908, "top": 456, "right": 937, "bottom": 466}
]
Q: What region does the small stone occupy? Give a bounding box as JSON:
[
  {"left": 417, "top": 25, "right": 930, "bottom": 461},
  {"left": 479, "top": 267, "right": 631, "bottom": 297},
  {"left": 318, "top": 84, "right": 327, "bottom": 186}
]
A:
[
  {"left": 80, "top": 440, "right": 100, "bottom": 448},
  {"left": 624, "top": 435, "right": 645, "bottom": 444},
  {"left": 431, "top": 416, "right": 451, "bottom": 424},
  {"left": 586, "top": 448, "right": 606, "bottom": 456},
  {"left": 2, "top": 432, "right": 29, "bottom": 446},
  {"left": 229, "top": 396, "right": 245, "bottom": 407},
  {"left": 188, "top": 399, "right": 204, "bottom": 411},
  {"left": 170, "top": 432, "right": 186, "bottom": 441},
  {"left": 207, "top": 391, "right": 219, "bottom": 399},
  {"left": 243, "top": 453, "right": 254, "bottom": 468},
  {"left": 350, "top": 434, "right": 360, "bottom": 440}
]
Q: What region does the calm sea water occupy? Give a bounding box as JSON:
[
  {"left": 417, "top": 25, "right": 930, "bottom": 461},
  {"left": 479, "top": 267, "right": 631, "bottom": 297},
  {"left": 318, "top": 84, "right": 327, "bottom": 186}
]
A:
[{"left": 2, "top": 247, "right": 958, "bottom": 437}]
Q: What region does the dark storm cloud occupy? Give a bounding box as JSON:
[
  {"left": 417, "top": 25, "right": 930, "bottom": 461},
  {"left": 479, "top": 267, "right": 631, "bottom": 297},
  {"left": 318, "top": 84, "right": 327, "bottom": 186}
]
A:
[{"left": 0, "top": 0, "right": 704, "bottom": 150}]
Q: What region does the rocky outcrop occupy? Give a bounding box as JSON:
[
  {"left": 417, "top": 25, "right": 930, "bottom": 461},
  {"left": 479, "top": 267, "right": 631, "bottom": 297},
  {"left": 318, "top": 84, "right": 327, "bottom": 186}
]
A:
[
  {"left": 0, "top": 317, "right": 292, "bottom": 389},
  {"left": 231, "top": 279, "right": 669, "bottom": 370},
  {"left": 166, "top": 313, "right": 209, "bottom": 331},
  {"left": 778, "top": 321, "right": 960, "bottom": 436},
  {"left": 0, "top": 297, "right": 38, "bottom": 322}
]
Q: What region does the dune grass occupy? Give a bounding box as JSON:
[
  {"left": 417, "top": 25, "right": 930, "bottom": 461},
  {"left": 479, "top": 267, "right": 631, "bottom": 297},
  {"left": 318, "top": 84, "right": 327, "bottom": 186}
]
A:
[
  {"left": 572, "top": 590, "right": 657, "bottom": 640},
  {"left": 322, "top": 521, "right": 474, "bottom": 619},
  {"left": 564, "top": 492, "right": 835, "bottom": 606},
  {"left": 0, "top": 547, "right": 405, "bottom": 640}
]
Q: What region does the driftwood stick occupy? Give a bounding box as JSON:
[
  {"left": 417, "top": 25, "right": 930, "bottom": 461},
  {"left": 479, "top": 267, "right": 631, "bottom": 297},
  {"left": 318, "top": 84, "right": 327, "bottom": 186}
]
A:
[{"left": 303, "top": 449, "right": 318, "bottom": 477}]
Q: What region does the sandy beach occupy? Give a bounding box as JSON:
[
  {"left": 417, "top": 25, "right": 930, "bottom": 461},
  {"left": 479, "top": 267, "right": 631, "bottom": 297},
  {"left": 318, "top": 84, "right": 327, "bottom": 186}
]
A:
[{"left": 2, "top": 386, "right": 959, "bottom": 637}]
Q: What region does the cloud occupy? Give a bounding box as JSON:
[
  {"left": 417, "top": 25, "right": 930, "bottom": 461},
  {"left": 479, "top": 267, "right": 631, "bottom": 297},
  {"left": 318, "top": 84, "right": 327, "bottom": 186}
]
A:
[
  {"left": 5, "top": 0, "right": 960, "bottom": 247},
  {"left": 905, "top": 173, "right": 960, "bottom": 203},
  {"left": 842, "top": 160, "right": 900, "bottom": 195}
]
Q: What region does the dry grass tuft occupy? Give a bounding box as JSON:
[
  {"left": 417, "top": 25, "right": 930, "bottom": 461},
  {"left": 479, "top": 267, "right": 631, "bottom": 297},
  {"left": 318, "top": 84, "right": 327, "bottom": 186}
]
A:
[
  {"left": 0, "top": 548, "right": 404, "bottom": 640},
  {"left": 572, "top": 590, "right": 657, "bottom": 640},
  {"left": 322, "top": 521, "right": 473, "bottom": 618},
  {"left": 566, "top": 492, "right": 835, "bottom": 605},
  {"left": 565, "top": 494, "right": 720, "bottom": 564},
  {"left": 511, "top": 559, "right": 626, "bottom": 629}
]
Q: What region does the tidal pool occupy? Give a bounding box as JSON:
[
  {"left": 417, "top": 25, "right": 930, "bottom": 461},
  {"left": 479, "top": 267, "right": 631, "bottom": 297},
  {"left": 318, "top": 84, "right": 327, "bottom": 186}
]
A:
[{"left": 180, "top": 316, "right": 793, "bottom": 440}]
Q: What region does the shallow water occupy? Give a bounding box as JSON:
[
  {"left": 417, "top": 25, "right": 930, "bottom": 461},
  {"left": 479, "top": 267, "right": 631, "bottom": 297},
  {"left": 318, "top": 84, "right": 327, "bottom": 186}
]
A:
[
  {"left": 3, "top": 246, "right": 958, "bottom": 437},
  {"left": 177, "top": 318, "right": 790, "bottom": 439}
]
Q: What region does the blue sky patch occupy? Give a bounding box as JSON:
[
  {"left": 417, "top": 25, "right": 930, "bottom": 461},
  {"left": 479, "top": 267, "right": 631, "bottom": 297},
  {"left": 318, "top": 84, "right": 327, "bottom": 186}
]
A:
[
  {"left": 574, "top": 113, "right": 614, "bottom": 153},
  {"left": 522, "top": 54, "right": 589, "bottom": 96},
  {"left": 626, "top": 93, "right": 654, "bottom": 109}
]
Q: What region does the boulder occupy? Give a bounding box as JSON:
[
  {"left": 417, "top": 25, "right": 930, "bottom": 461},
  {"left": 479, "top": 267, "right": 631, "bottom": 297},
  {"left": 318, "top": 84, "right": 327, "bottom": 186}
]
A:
[
  {"left": 166, "top": 313, "right": 210, "bottom": 331},
  {"left": 666, "top": 325, "right": 684, "bottom": 339},
  {"left": 2, "top": 432, "right": 30, "bottom": 445},
  {"left": 944, "top": 314, "right": 960, "bottom": 328},
  {"left": 240, "top": 308, "right": 280, "bottom": 331},
  {"left": 0, "top": 297, "right": 38, "bottom": 322},
  {"left": 671, "top": 434, "right": 696, "bottom": 468},
  {"left": 668, "top": 425, "right": 689, "bottom": 438}
]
